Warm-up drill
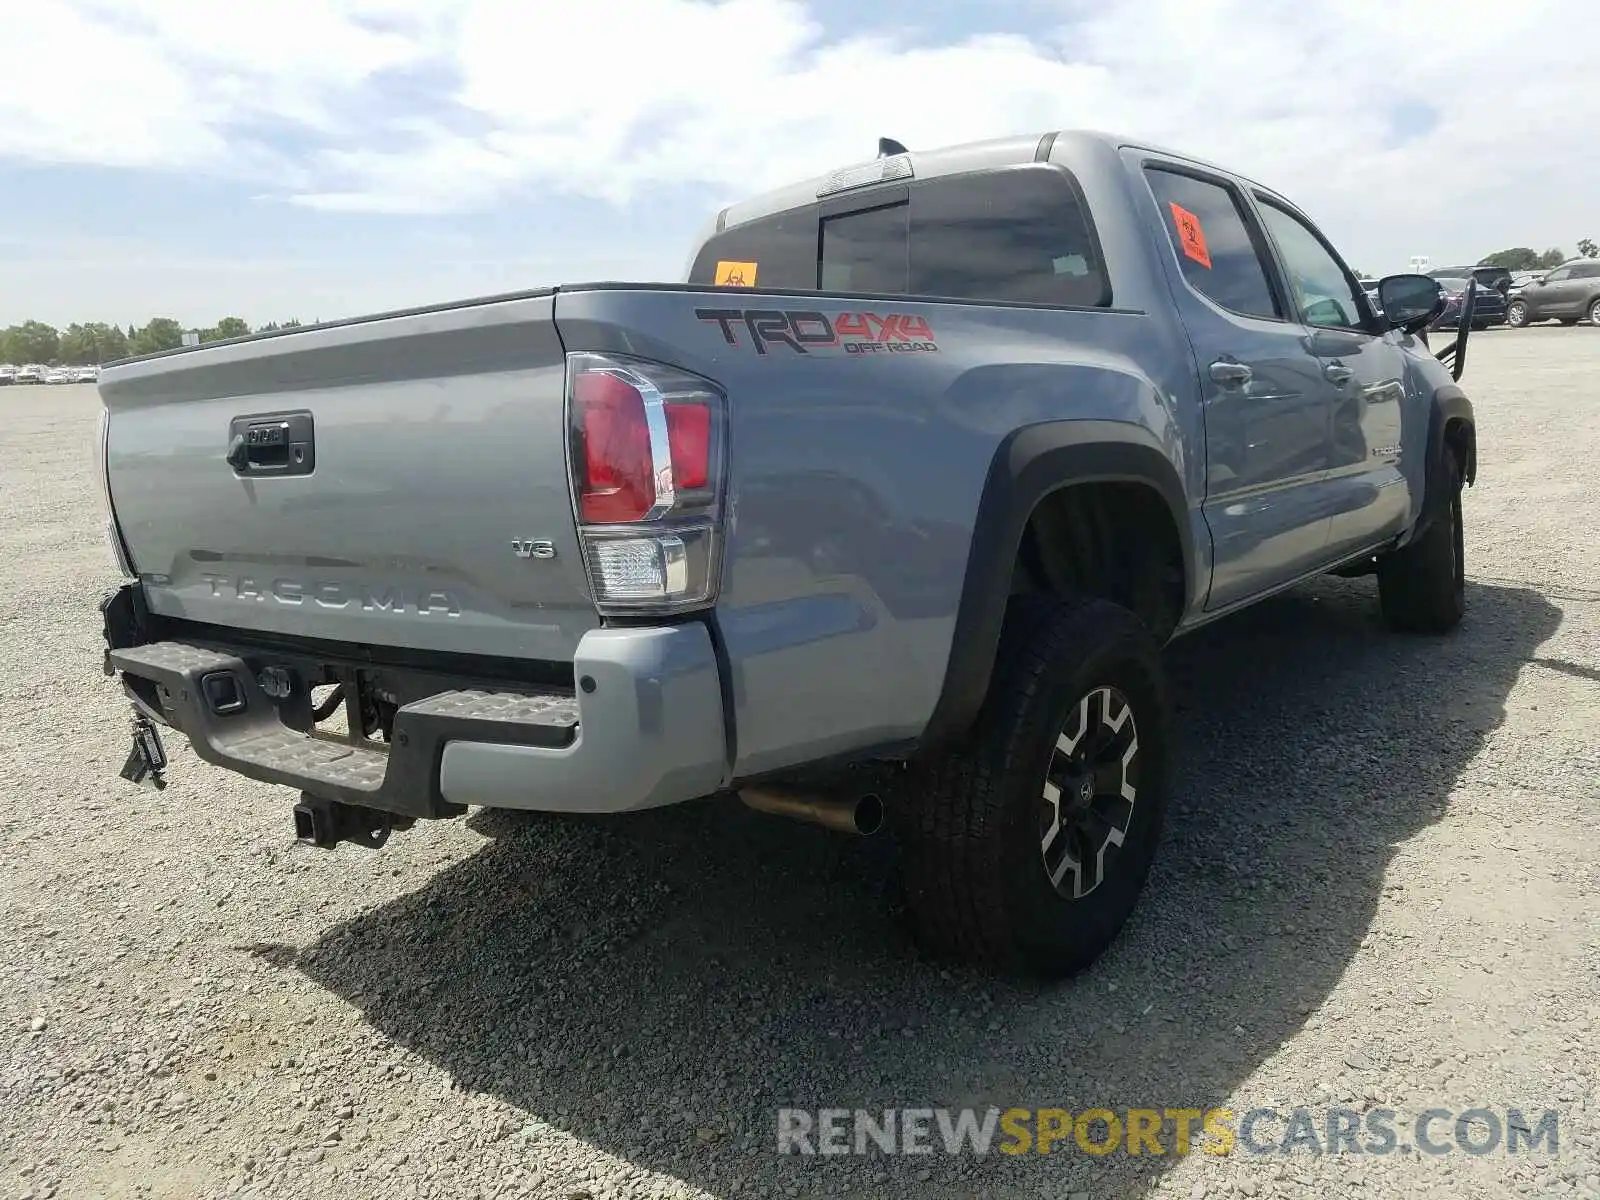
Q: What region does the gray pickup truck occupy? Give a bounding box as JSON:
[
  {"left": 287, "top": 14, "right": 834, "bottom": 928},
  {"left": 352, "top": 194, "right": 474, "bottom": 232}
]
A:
[{"left": 96, "top": 129, "right": 1477, "bottom": 978}]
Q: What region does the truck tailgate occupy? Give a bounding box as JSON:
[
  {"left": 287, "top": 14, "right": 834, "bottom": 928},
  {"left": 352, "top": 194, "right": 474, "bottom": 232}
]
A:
[{"left": 99, "top": 291, "right": 598, "bottom": 661}]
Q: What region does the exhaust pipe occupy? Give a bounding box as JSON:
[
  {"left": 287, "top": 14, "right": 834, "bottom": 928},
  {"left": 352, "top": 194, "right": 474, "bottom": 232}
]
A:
[{"left": 738, "top": 785, "right": 885, "bottom": 837}]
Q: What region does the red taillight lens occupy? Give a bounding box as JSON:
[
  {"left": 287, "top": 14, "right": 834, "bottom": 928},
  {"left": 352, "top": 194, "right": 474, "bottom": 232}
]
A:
[
  {"left": 665, "top": 402, "right": 710, "bottom": 491},
  {"left": 572, "top": 363, "right": 717, "bottom": 520},
  {"left": 575, "top": 371, "right": 654, "bottom": 523}
]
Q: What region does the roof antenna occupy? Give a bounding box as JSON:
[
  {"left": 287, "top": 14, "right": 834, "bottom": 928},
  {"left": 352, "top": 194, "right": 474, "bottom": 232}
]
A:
[{"left": 877, "top": 137, "right": 908, "bottom": 158}]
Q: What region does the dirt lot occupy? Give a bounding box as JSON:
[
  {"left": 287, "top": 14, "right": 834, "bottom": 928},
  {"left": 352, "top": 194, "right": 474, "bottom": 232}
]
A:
[{"left": 2, "top": 329, "right": 1598, "bottom": 1200}]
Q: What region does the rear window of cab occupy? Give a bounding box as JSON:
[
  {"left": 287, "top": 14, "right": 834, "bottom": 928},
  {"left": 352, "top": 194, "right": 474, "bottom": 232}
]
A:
[{"left": 688, "top": 164, "right": 1111, "bottom": 309}]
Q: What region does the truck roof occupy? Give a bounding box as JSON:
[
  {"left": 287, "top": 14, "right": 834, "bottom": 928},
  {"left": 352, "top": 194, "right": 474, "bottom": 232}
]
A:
[{"left": 711, "top": 128, "right": 1275, "bottom": 234}]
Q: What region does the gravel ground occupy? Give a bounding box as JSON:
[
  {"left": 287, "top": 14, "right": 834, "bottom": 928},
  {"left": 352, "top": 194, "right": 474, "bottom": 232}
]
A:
[{"left": 2, "top": 328, "right": 1598, "bottom": 1200}]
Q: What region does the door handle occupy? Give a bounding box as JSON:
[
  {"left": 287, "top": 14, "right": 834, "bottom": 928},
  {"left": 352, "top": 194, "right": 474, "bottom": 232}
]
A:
[
  {"left": 226, "top": 411, "right": 316, "bottom": 477},
  {"left": 1323, "top": 362, "right": 1354, "bottom": 386},
  {"left": 1209, "top": 359, "right": 1254, "bottom": 388}
]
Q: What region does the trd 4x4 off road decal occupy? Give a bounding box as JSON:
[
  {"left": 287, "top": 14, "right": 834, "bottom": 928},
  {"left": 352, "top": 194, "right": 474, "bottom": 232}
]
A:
[{"left": 695, "top": 308, "right": 939, "bottom": 355}]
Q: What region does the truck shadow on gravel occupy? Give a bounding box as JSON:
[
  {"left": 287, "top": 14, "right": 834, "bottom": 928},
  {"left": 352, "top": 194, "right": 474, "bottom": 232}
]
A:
[{"left": 290, "top": 578, "right": 1558, "bottom": 1199}]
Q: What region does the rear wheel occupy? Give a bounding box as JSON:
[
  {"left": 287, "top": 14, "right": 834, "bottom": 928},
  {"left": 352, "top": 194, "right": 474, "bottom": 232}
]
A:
[
  {"left": 1588, "top": 298, "right": 1600, "bottom": 326},
  {"left": 1378, "top": 454, "right": 1465, "bottom": 633},
  {"left": 897, "top": 596, "right": 1171, "bottom": 978},
  {"left": 1506, "top": 300, "right": 1528, "bottom": 327}
]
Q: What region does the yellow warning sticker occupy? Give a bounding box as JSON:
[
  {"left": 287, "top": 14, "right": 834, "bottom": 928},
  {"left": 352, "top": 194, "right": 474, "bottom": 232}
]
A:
[{"left": 714, "top": 260, "right": 758, "bottom": 287}]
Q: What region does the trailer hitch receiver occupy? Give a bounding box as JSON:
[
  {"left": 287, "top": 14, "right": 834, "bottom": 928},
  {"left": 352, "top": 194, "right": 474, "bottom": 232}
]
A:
[{"left": 293, "top": 793, "right": 411, "bottom": 850}]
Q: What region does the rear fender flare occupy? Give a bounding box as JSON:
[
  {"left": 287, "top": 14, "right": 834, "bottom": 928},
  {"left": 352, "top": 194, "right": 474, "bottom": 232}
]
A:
[{"left": 919, "top": 420, "right": 1194, "bottom": 750}]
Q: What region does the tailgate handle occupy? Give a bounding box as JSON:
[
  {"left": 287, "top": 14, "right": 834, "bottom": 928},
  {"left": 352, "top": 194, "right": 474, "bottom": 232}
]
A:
[{"left": 226, "top": 411, "right": 315, "bottom": 477}]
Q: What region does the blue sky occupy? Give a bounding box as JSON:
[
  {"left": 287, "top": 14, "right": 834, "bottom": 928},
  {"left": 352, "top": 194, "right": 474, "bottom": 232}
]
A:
[{"left": 3, "top": 0, "right": 1595, "bottom": 328}]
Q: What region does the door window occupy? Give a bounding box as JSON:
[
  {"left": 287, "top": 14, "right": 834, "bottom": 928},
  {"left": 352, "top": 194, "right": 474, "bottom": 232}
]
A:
[
  {"left": 1144, "top": 168, "right": 1281, "bottom": 320},
  {"left": 1256, "top": 199, "right": 1367, "bottom": 330}
]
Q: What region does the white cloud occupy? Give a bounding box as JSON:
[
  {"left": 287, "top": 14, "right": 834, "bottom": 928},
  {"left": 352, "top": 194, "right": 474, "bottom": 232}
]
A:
[
  {"left": 3, "top": 0, "right": 1599, "bottom": 274},
  {"left": 0, "top": 0, "right": 430, "bottom": 171},
  {"left": 0, "top": 2, "right": 221, "bottom": 169}
]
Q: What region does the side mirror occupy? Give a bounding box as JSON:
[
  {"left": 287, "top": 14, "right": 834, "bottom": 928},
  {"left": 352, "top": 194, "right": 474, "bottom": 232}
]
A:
[{"left": 1376, "top": 273, "right": 1445, "bottom": 332}]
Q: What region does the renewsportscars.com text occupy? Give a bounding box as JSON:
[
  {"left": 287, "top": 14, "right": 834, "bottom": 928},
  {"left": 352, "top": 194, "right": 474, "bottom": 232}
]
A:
[{"left": 776, "top": 1106, "right": 1561, "bottom": 1158}]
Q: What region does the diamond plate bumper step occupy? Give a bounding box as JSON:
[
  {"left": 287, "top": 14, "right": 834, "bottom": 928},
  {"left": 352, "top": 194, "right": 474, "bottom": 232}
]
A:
[{"left": 107, "top": 640, "right": 579, "bottom": 820}]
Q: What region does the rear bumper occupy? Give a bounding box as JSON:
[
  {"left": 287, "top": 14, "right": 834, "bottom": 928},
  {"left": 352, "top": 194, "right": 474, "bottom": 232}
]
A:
[
  {"left": 101, "top": 586, "right": 729, "bottom": 818},
  {"left": 436, "top": 625, "right": 729, "bottom": 814}
]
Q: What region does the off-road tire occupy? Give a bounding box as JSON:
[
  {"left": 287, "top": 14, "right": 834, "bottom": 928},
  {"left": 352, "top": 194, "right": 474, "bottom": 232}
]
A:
[
  {"left": 897, "top": 596, "right": 1171, "bottom": 978},
  {"left": 1378, "top": 453, "right": 1465, "bottom": 633}
]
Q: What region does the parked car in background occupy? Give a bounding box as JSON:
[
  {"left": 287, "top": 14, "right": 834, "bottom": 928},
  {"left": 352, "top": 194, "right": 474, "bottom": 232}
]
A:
[
  {"left": 1506, "top": 259, "right": 1600, "bottom": 327},
  {"left": 1429, "top": 272, "right": 1507, "bottom": 329},
  {"left": 73, "top": 366, "right": 100, "bottom": 383},
  {"left": 1434, "top": 265, "right": 1513, "bottom": 295},
  {"left": 1479, "top": 266, "right": 1512, "bottom": 294},
  {"left": 1508, "top": 271, "right": 1545, "bottom": 297},
  {"left": 0, "top": 365, "right": 16, "bottom": 385},
  {"left": 45, "top": 368, "right": 74, "bottom": 384},
  {"left": 15, "top": 364, "right": 47, "bottom": 384}
]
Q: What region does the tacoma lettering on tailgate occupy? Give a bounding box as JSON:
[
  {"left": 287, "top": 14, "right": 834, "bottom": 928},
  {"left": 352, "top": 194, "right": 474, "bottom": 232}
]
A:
[
  {"left": 695, "top": 308, "right": 938, "bottom": 355},
  {"left": 200, "top": 574, "right": 461, "bottom": 617}
]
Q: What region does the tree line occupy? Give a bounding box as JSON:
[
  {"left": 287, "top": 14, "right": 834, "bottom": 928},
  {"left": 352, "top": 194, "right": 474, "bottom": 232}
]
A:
[
  {"left": 1476, "top": 239, "right": 1598, "bottom": 271},
  {"left": 0, "top": 316, "right": 307, "bottom": 367}
]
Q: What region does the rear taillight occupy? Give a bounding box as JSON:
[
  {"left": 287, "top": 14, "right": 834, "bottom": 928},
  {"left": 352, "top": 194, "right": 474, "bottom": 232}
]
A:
[{"left": 566, "top": 352, "right": 726, "bottom": 615}]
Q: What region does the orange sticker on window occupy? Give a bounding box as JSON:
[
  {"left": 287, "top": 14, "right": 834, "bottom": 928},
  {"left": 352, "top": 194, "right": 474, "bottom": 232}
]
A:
[
  {"left": 714, "top": 260, "right": 758, "bottom": 287},
  {"left": 1169, "top": 202, "right": 1212, "bottom": 269}
]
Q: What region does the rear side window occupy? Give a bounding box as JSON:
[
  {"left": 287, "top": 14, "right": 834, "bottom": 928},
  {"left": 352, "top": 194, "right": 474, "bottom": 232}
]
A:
[
  {"left": 689, "top": 166, "right": 1110, "bottom": 307},
  {"left": 908, "top": 168, "right": 1107, "bottom": 306},
  {"left": 1144, "top": 167, "right": 1280, "bottom": 320},
  {"left": 1573, "top": 262, "right": 1600, "bottom": 279}
]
